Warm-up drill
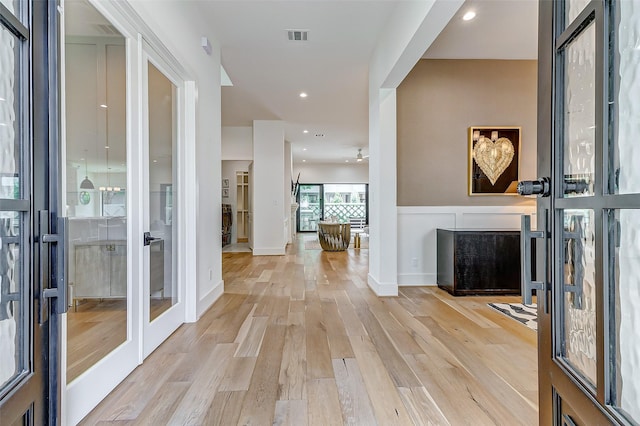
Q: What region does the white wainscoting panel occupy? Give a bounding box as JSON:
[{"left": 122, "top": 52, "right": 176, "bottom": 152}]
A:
[{"left": 397, "top": 205, "right": 537, "bottom": 286}]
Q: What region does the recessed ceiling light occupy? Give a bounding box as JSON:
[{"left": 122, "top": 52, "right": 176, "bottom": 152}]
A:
[
  {"left": 100, "top": 104, "right": 108, "bottom": 108},
  {"left": 302, "top": 159, "right": 306, "bottom": 162},
  {"left": 299, "top": 92, "right": 308, "bottom": 98},
  {"left": 345, "top": 160, "right": 349, "bottom": 163},
  {"left": 105, "top": 145, "right": 110, "bottom": 149},
  {"left": 303, "top": 148, "right": 307, "bottom": 151},
  {"left": 303, "top": 130, "right": 309, "bottom": 134},
  {"left": 462, "top": 11, "right": 476, "bottom": 21}
]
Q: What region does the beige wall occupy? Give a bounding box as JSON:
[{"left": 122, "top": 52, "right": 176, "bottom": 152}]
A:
[{"left": 397, "top": 59, "right": 537, "bottom": 206}]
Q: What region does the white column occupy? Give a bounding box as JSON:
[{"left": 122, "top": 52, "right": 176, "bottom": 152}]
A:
[
  {"left": 366, "top": 0, "right": 463, "bottom": 296},
  {"left": 284, "top": 140, "right": 293, "bottom": 244},
  {"left": 368, "top": 89, "right": 398, "bottom": 296},
  {"left": 252, "top": 120, "right": 286, "bottom": 255}
]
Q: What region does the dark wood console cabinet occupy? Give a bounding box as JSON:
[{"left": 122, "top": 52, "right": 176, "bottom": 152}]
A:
[{"left": 436, "top": 228, "right": 521, "bottom": 296}]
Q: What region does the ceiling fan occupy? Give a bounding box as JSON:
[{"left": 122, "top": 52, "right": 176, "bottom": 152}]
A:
[{"left": 356, "top": 148, "right": 369, "bottom": 162}]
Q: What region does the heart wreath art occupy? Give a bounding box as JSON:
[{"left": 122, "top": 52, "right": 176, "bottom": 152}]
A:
[{"left": 472, "top": 137, "right": 515, "bottom": 185}]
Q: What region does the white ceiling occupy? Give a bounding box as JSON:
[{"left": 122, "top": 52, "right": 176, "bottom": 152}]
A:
[
  {"left": 205, "top": 0, "right": 539, "bottom": 164},
  {"left": 65, "top": 0, "right": 539, "bottom": 168}
]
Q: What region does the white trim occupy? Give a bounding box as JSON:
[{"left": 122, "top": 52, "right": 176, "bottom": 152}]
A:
[
  {"left": 183, "top": 81, "right": 198, "bottom": 323},
  {"left": 196, "top": 280, "right": 224, "bottom": 319},
  {"left": 253, "top": 247, "right": 287, "bottom": 256},
  {"left": 398, "top": 273, "right": 437, "bottom": 286},
  {"left": 66, "top": 342, "right": 138, "bottom": 425},
  {"left": 367, "top": 273, "right": 398, "bottom": 297}
]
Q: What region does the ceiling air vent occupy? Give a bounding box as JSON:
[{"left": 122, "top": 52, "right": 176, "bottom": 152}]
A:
[{"left": 287, "top": 30, "right": 308, "bottom": 41}]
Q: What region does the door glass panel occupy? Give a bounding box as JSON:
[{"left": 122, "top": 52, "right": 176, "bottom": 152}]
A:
[
  {"left": 323, "top": 184, "right": 367, "bottom": 224},
  {"left": 0, "top": 212, "right": 25, "bottom": 395},
  {"left": 610, "top": 2, "right": 640, "bottom": 195},
  {"left": 0, "top": 26, "right": 22, "bottom": 200},
  {"left": 610, "top": 209, "right": 640, "bottom": 424},
  {"left": 299, "top": 185, "right": 321, "bottom": 231},
  {"left": 148, "top": 62, "right": 177, "bottom": 321},
  {"left": 562, "top": 23, "right": 596, "bottom": 198},
  {"left": 565, "top": 0, "right": 591, "bottom": 27},
  {"left": 0, "top": 13, "right": 26, "bottom": 398},
  {"left": 561, "top": 209, "right": 597, "bottom": 387},
  {"left": 64, "top": 0, "right": 127, "bottom": 382}
]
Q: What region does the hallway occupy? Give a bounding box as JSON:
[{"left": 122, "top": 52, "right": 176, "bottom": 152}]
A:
[{"left": 81, "top": 236, "right": 537, "bottom": 425}]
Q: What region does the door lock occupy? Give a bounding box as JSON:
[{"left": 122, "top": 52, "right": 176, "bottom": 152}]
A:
[{"left": 517, "top": 177, "right": 550, "bottom": 197}]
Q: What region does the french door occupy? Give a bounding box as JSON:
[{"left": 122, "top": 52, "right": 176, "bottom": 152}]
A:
[
  {"left": 297, "top": 184, "right": 323, "bottom": 231},
  {"left": 141, "top": 44, "right": 185, "bottom": 357},
  {"left": 0, "top": 1, "right": 64, "bottom": 424},
  {"left": 531, "top": 1, "right": 640, "bottom": 424}
]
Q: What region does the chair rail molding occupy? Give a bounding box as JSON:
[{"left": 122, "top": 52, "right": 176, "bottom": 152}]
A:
[{"left": 397, "top": 205, "right": 537, "bottom": 286}]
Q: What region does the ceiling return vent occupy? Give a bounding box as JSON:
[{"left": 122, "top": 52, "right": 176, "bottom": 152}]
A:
[{"left": 287, "top": 30, "right": 308, "bottom": 41}]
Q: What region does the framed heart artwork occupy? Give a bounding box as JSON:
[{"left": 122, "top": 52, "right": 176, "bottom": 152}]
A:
[{"left": 468, "top": 126, "right": 521, "bottom": 195}]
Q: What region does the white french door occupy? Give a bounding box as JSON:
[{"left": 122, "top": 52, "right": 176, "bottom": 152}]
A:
[{"left": 141, "top": 43, "right": 185, "bottom": 357}]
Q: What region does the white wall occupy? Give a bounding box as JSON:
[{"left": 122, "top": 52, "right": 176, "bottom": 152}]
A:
[
  {"left": 252, "top": 120, "right": 286, "bottom": 255},
  {"left": 397, "top": 206, "right": 536, "bottom": 285},
  {"left": 293, "top": 163, "right": 368, "bottom": 184},
  {"left": 222, "top": 126, "right": 253, "bottom": 160}
]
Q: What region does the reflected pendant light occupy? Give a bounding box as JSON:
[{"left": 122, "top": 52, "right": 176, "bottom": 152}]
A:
[{"left": 80, "top": 155, "right": 94, "bottom": 189}]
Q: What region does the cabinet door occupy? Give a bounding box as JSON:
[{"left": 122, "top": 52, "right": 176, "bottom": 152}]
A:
[
  {"left": 75, "top": 245, "right": 110, "bottom": 298},
  {"left": 109, "top": 244, "right": 127, "bottom": 297}
]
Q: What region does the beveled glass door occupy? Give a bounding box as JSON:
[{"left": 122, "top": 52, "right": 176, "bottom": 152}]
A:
[{"left": 533, "top": 1, "right": 640, "bottom": 424}]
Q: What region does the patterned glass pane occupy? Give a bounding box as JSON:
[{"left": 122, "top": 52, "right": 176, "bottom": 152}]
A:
[
  {"left": 0, "top": 212, "right": 25, "bottom": 393},
  {"left": 610, "top": 1, "right": 640, "bottom": 194},
  {"left": 0, "top": 26, "right": 21, "bottom": 200},
  {"left": 566, "top": 0, "right": 591, "bottom": 27},
  {"left": 563, "top": 23, "right": 596, "bottom": 198},
  {"left": 610, "top": 209, "right": 640, "bottom": 424},
  {"left": 0, "top": 4, "right": 25, "bottom": 398},
  {"left": 562, "top": 209, "right": 597, "bottom": 387}
]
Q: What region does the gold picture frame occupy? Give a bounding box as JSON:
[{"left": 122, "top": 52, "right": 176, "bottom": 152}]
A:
[{"left": 468, "top": 126, "right": 521, "bottom": 196}]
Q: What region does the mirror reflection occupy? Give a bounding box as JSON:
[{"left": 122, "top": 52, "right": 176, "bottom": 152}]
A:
[
  {"left": 148, "top": 62, "right": 177, "bottom": 321},
  {"left": 64, "top": 0, "right": 127, "bottom": 382}
]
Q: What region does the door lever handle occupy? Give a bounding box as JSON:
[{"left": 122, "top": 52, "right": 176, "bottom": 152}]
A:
[
  {"left": 143, "top": 232, "right": 160, "bottom": 246},
  {"left": 521, "top": 214, "right": 548, "bottom": 313}
]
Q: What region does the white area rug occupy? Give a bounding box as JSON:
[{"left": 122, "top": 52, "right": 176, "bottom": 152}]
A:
[{"left": 488, "top": 302, "right": 537, "bottom": 331}]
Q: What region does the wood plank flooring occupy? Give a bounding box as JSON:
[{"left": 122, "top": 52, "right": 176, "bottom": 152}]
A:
[
  {"left": 80, "top": 236, "right": 538, "bottom": 425},
  {"left": 67, "top": 298, "right": 173, "bottom": 382}
]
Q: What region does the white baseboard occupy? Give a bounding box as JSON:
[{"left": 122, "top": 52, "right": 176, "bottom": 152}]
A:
[
  {"left": 397, "top": 273, "right": 437, "bottom": 286},
  {"left": 196, "top": 280, "right": 224, "bottom": 319},
  {"left": 367, "top": 273, "right": 398, "bottom": 296}
]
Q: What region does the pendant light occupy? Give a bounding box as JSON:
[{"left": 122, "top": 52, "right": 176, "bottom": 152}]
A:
[
  {"left": 80, "top": 152, "right": 95, "bottom": 189},
  {"left": 356, "top": 148, "right": 363, "bottom": 162}
]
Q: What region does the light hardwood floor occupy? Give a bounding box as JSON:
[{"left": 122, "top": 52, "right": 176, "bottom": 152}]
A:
[
  {"left": 80, "top": 235, "right": 538, "bottom": 425},
  {"left": 67, "top": 299, "right": 173, "bottom": 382}
]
